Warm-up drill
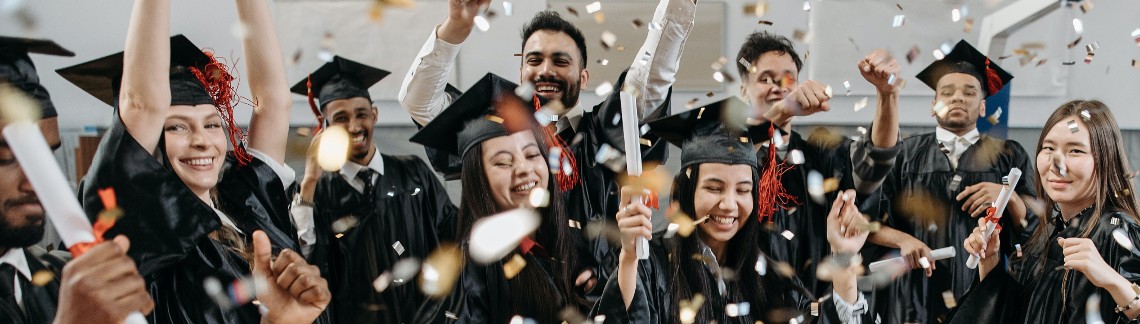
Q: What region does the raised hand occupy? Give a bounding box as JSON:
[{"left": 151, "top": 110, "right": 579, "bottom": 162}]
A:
[
  {"left": 858, "top": 49, "right": 901, "bottom": 94},
  {"left": 616, "top": 186, "right": 654, "bottom": 256},
  {"left": 778, "top": 80, "right": 832, "bottom": 117},
  {"left": 251, "top": 231, "right": 330, "bottom": 324},
  {"left": 439, "top": 0, "right": 491, "bottom": 44},
  {"left": 827, "top": 189, "right": 869, "bottom": 254}
]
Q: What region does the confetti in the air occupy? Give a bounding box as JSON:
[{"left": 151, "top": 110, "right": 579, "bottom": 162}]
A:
[
  {"left": 1015, "top": 243, "right": 1023, "bottom": 257},
  {"left": 600, "top": 31, "right": 617, "bottom": 50},
  {"left": 331, "top": 215, "right": 359, "bottom": 234},
  {"left": 468, "top": 209, "right": 541, "bottom": 264},
  {"left": 390, "top": 258, "right": 420, "bottom": 284},
  {"left": 420, "top": 243, "right": 464, "bottom": 298},
  {"left": 1053, "top": 153, "right": 1068, "bottom": 177},
  {"left": 585, "top": 1, "right": 602, "bottom": 14},
  {"left": 906, "top": 45, "right": 920, "bottom": 64},
  {"left": 933, "top": 101, "right": 949, "bottom": 119},
  {"left": 892, "top": 15, "right": 906, "bottom": 28},
  {"left": 952, "top": 8, "right": 961, "bottom": 22},
  {"left": 933, "top": 49, "right": 946, "bottom": 60},
  {"left": 373, "top": 272, "right": 392, "bottom": 292},
  {"left": 528, "top": 187, "right": 550, "bottom": 208},
  {"left": 802, "top": 0, "right": 811, "bottom": 11},
  {"left": 746, "top": 0, "right": 769, "bottom": 17},
  {"left": 566, "top": 6, "right": 579, "bottom": 17},
  {"left": 1079, "top": 0, "right": 1094, "bottom": 14},
  {"left": 393, "top": 241, "right": 406, "bottom": 255},
  {"left": 502, "top": 1, "right": 513, "bottom": 16},
  {"left": 595, "top": 81, "right": 614, "bottom": 97},
  {"left": 1113, "top": 228, "right": 1134, "bottom": 251},
  {"left": 789, "top": 149, "right": 805, "bottom": 165},
  {"left": 1068, "top": 120, "right": 1080, "bottom": 133},
  {"left": 502, "top": 254, "right": 528, "bottom": 279},
  {"left": 943, "top": 290, "right": 958, "bottom": 308},
  {"left": 1073, "top": 18, "right": 1084, "bottom": 35},
  {"left": 473, "top": 15, "right": 490, "bottom": 32},
  {"left": 30, "top": 270, "right": 53, "bottom": 286},
  {"left": 987, "top": 107, "right": 1003, "bottom": 125},
  {"left": 781, "top": 230, "right": 795, "bottom": 240},
  {"left": 853, "top": 97, "right": 869, "bottom": 112},
  {"left": 963, "top": 18, "right": 974, "bottom": 33},
  {"left": 807, "top": 170, "right": 825, "bottom": 204}
]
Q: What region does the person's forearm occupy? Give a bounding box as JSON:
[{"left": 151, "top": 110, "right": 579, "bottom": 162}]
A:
[
  {"left": 870, "top": 89, "right": 898, "bottom": 148},
  {"left": 762, "top": 104, "right": 793, "bottom": 133},
  {"left": 238, "top": 0, "right": 291, "bottom": 162},
  {"left": 119, "top": 0, "right": 172, "bottom": 153},
  {"left": 1105, "top": 275, "right": 1139, "bottom": 318},
  {"left": 398, "top": 26, "right": 463, "bottom": 126},
  {"left": 831, "top": 265, "right": 860, "bottom": 307},
  {"left": 438, "top": 16, "right": 474, "bottom": 45},
  {"left": 868, "top": 226, "right": 908, "bottom": 249},
  {"left": 617, "top": 250, "right": 639, "bottom": 310},
  {"left": 625, "top": 0, "right": 696, "bottom": 119}
]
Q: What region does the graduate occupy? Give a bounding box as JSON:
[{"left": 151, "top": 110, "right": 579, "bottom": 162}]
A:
[
  {"left": 289, "top": 56, "right": 457, "bottom": 323},
  {"left": 0, "top": 36, "right": 153, "bottom": 324},
  {"left": 410, "top": 73, "right": 586, "bottom": 322},
  {"left": 869, "top": 40, "right": 1037, "bottom": 323},
  {"left": 592, "top": 99, "right": 877, "bottom": 323},
  {"left": 55, "top": 0, "right": 330, "bottom": 322},
  {"left": 735, "top": 31, "right": 902, "bottom": 299},
  {"left": 400, "top": 0, "right": 695, "bottom": 293},
  {"left": 955, "top": 100, "right": 1140, "bottom": 323}
]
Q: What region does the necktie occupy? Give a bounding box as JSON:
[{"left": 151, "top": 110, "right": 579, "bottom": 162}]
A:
[
  {"left": 0, "top": 264, "right": 26, "bottom": 322},
  {"left": 358, "top": 168, "right": 377, "bottom": 196}
]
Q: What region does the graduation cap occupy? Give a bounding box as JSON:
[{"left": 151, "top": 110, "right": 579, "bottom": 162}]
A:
[
  {"left": 0, "top": 36, "right": 75, "bottom": 118},
  {"left": 55, "top": 34, "right": 215, "bottom": 107},
  {"left": 56, "top": 34, "right": 252, "bottom": 165},
  {"left": 410, "top": 73, "right": 539, "bottom": 159},
  {"left": 289, "top": 56, "right": 390, "bottom": 125},
  {"left": 647, "top": 97, "right": 760, "bottom": 169},
  {"left": 916, "top": 40, "right": 1013, "bottom": 98}
]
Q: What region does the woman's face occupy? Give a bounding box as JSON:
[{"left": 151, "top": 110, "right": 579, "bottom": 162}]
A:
[
  {"left": 164, "top": 104, "right": 227, "bottom": 198},
  {"left": 1036, "top": 116, "right": 1096, "bottom": 210},
  {"left": 480, "top": 131, "right": 550, "bottom": 211},
  {"left": 694, "top": 163, "right": 755, "bottom": 244}
]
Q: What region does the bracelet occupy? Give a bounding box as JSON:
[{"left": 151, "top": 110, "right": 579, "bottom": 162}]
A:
[
  {"left": 291, "top": 193, "right": 314, "bottom": 208},
  {"left": 1114, "top": 283, "right": 1140, "bottom": 314}
]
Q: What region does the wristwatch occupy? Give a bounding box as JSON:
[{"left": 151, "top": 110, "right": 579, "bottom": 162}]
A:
[
  {"left": 1114, "top": 283, "right": 1140, "bottom": 314},
  {"left": 292, "top": 193, "right": 314, "bottom": 208}
]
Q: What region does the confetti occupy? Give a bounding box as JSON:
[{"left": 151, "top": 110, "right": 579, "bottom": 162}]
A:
[
  {"left": 468, "top": 209, "right": 541, "bottom": 264},
  {"left": 390, "top": 258, "right": 420, "bottom": 284},
  {"left": 943, "top": 290, "right": 958, "bottom": 308},
  {"left": 755, "top": 256, "right": 767, "bottom": 276},
  {"left": 896, "top": 3, "right": 903, "bottom": 10},
  {"left": 964, "top": 18, "right": 974, "bottom": 33},
  {"left": 473, "top": 15, "right": 490, "bottom": 32},
  {"left": 420, "top": 243, "right": 465, "bottom": 298},
  {"left": 502, "top": 1, "right": 513, "bottom": 16},
  {"left": 758, "top": 20, "right": 774, "bottom": 25},
  {"left": 594, "top": 81, "right": 614, "bottom": 97},
  {"left": 565, "top": 6, "right": 579, "bottom": 17},
  {"left": 30, "top": 269, "right": 53, "bottom": 286},
  {"left": 789, "top": 149, "right": 805, "bottom": 165},
  {"left": 781, "top": 230, "right": 795, "bottom": 240},
  {"left": 527, "top": 187, "right": 550, "bottom": 208},
  {"left": 1067, "top": 120, "right": 1080, "bottom": 133},
  {"left": 892, "top": 15, "right": 906, "bottom": 28},
  {"left": 1080, "top": 109, "right": 1091, "bottom": 121},
  {"left": 906, "top": 45, "right": 920, "bottom": 64},
  {"left": 393, "top": 241, "right": 406, "bottom": 255},
  {"left": 1053, "top": 153, "right": 1068, "bottom": 177},
  {"left": 1113, "top": 228, "right": 1134, "bottom": 251},
  {"left": 600, "top": 31, "right": 617, "bottom": 50},
  {"left": 745, "top": 0, "right": 769, "bottom": 17},
  {"left": 802, "top": 0, "right": 810, "bottom": 11},
  {"left": 502, "top": 254, "right": 528, "bottom": 279},
  {"left": 853, "top": 97, "right": 869, "bottom": 112},
  {"left": 679, "top": 294, "right": 706, "bottom": 324},
  {"left": 593, "top": 12, "right": 605, "bottom": 24},
  {"left": 1073, "top": 18, "right": 1084, "bottom": 35},
  {"left": 1015, "top": 243, "right": 1023, "bottom": 257},
  {"left": 793, "top": 29, "right": 809, "bottom": 43},
  {"left": 933, "top": 49, "right": 946, "bottom": 60},
  {"left": 948, "top": 175, "right": 963, "bottom": 191},
  {"left": 1079, "top": 0, "right": 1094, "bottom": 13},
  {"left": 987, "top": 106, "right": 1003, "bottom": 125},
  {"left": 295, "top": 127, "right": 312, "bottom": 137},
  {"left": 807, "top": 170, "right": 825, "bottom": 204},
  {"left": 585, "top": 1, "right": 601, "bottom": 14},
  {"left": 597, "top": 58, "right": 609, "bottom": 66},
  {"left": 372, "top": 272, "right": 392, "bottom": 292},
  {"left": 952, "top": 8, "right": 961, "bottom": 22},
  {"left": 316, "top": 125, "right": 350, "bottom": 171},
  {"left": 331, "top": 215, "right": 359, "bottom": 234},
  {"left": 933, "top": 101, "right": 949, "bottom": 119},
  {"left": 1086, "top": 294, "right": 1106, "bottom": 324}
]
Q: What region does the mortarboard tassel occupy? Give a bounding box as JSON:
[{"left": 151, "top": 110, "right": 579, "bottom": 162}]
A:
[
  {"left": 532, "top": 96, "right": 579, "bottom": 193},
  {"left": 306, "top": 76, "right": 324, "bottom": 133},
  {"left": 188, "top": 51, "right": 253, "bottom": 166},
  {"left": 756, "top": 123, "right": 796, "bottom": 223},
  {"left": 983, "top": 59, "right": 1004, "bottom": 96}
]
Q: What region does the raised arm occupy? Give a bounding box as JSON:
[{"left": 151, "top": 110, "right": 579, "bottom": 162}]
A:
[
  {"left": 118, "top": 0, "right": 172, "bottom": 154},
  {"left": 850, "top": 49, "right": 902, "bottom": 196},
  {"left": 623, "top": 0, "right": 696, "bottom": 120},
  {"left": 237, "top": 0, "right": 291, "bottom": 163},
  {"left": 398, "top": 0, "right": 486, "bottom": 126}
]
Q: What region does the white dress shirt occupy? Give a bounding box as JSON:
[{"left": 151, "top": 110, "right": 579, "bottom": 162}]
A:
[
  {"left": 935, "top": 127, "right": 980, "bottom": 169},
  {"left": 398, "top": 0, "right": 697, "bottom": 128},
  {"left": 0, "top": 248, "right": 30, "bottom": 310}
]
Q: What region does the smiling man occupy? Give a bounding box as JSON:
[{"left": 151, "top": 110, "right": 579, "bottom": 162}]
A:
[
  {"left": 400, "top": 0, "right": 696, "bottom": 299},
  {"left": 289, "top": 56, "right": 457, "bottom": 323},
  {"left": 869, "top": 40, "right": 1037, "bottom": 323}
]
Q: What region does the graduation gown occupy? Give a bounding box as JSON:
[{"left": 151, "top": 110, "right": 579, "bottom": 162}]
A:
[
  {"left": 414, "top": 245, "right": 581, "bottom": 323},
  {"left": 1, "top": 247, "right": 67, "bottom": 324},
  {"left": 420, "top": 70, "right": 671, "bottom": 300},
  {"left": 759, "top": 130, "right": 899, "bottom": 299},
  {"left": 79, "top": 116, "right": 318, "bottom": 324},
  {"left": 590, "top": 235, "right": 877, "bottom": 323},
  {"left": 948, "top": 207, "right": 1140, "bottom": 324},
  {"left": 881, "top": 133, "right": 1037, "bottom": 323},
  {"left": 308, "top": 154, "right": 457, "bottom": 323}
]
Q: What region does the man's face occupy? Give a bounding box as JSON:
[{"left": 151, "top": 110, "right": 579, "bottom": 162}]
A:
[
  {"left": 932, "top": 73, "right": 985, "bottom": 132},
  {"left": 739, "top": 51, "right": 799, "bottom": 118},
  {"left": 520, "top": 30, "right": 588, "bottom": 109},
  {"left": 0, "top": 130, "right": 46, "bottom": 248},
  {"left": 323, "top": 97, "right": 378, "bottom": 163}
]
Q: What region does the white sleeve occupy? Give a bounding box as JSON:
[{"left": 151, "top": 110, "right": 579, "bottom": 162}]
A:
[
  {"left": 247, "top": 148, "right": 295, "bottom": 191},
  {"left": 624, "top": 0, "right": 696, "bottom": 120},
  {"left": 831, "top": 290, "right": 869, "bottom": 324},
  {"left": 398, "top": 25, "right": 464, "bottom": 126},
  {"left": 289, "top": 205, "right": 316, "bottom": 257}
]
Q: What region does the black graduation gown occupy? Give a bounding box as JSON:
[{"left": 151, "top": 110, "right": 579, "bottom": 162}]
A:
[
  {"left": 308, "top": 154, "right": 457, "bottom": 323},
  {"left": 880, "top": 133, "right": 1037, "bottom": 323},
  {"left": 419, "top": 70, "right": 671, "bottom": 301},
  {"left": 79, "top": 116, "right": 320, "bottom": 324},
  {"left": 1, "top": 247, "right": 66, "bottom": 324},
  {"left": 948, "top": 208, "right": 1140, "bottom": 324},
  {"left": 590, "top": 236, "right": 877, "bottom": 323},
  {"left": 414, "top": 246, "right": 578, "bottom": 323}
]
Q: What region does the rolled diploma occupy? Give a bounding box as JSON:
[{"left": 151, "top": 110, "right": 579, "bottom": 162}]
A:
[
  {"left": 868, "top": 246, "right": 956, "bottom": 273},
  {"left": 619, "top": 91, "right": 649, "bottom": 260},
  {"left": 966, "top": 168, "right": 1022, "bottom": 269},
  {"left": 3, "top": 120, "right": 148, "bottom": 324}
]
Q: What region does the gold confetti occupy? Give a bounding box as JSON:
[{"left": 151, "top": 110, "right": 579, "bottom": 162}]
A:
[
  {"left": 372, "top": 272, "right": 392, "bottom": 292},
  {"left": 1079, "top": 0, "right": 1094, "bottom": 13},
  {"left": 31, "top": 269, "right": 53, "bottom": 286},
  {"left": 594, "top": 12, "right": 605, "bottom": 24},
  {"left": 773, "top": 261, "right": 796, "bottom": 278},
  {"left": 502, "top": 254, "right": 528, "bottom": 279},
  {"left": 943, "top": 290, "right": 958, "bottom": 308},
  {"left": 987, "top": 106, "right": 1003, "bottom": 125},
  {"left": 420, "top": 243, "right": 464, "bottom": 299},
  {"left": 678, "top": 294, "right": 706, "bottom": 324},
  {"left": 295, "top": 127, "right": 312, "bottom": 137},
  {"left": 745, "top": 0, "right": 769, "bottom": 17},
  {"left": 758, "top": 20, "right": 774, "bottom": 25},
  {"left": 368, "top": 0, "right": 414, "bottom": 22},
  {"left": 963, "top": 18, "right": 974, "bottom": 33}
]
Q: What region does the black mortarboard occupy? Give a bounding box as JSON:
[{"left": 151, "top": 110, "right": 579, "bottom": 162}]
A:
[
  {"left": 289, "top": 55, "right": 389, "bottom": 110},
  {"left": 55, "top": 34, "right": 214, "bottom": 107},
  {"left": 647, "top": 97, "right": 762, "bottom": 169},
  {"left": 410, "top": 73, "right": 539, "bottom": 159},
  {"left": 916, "top": 40, "right": 1013, "bottom": 98},
  {"left": 0, "top": 36, "right": 75, "bottom": 118}
]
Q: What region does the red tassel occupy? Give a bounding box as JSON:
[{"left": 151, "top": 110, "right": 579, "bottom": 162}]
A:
[
  {"left": 756, "top": 124, "right": 797, "bottom": 223},
  {"left": 306, "top": 76, "right": 324, "bottom": 133},
  {"left": 188, "top": 51, "right": 253, "bottom": 166},
  {"left": 533, "top": 96, "right": 579, "bottom": 192},
  {"left": 69, "top": 188, "right": 121, "bottom": 256},
  {"left": 983, "top": 59, "right": 1004, "bottom": 96}
]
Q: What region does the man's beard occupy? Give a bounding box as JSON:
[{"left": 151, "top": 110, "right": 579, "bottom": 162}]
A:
[
  {"left": 535, "top": 75, "right": 581, "bottom": 108},
  {"left": 0, "top": 216, "right": 45, "bottom": 248}
]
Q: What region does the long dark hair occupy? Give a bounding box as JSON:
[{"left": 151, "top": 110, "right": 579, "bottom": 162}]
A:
[
  {"left": 668, "top": 163, "right": 785, "bottom": 322},
  {"left": 1025, "top": 100, "right": 1140, "bottom": 266},
  {"left": 457, "top": 128, "right": 581, "bottom": 321}
]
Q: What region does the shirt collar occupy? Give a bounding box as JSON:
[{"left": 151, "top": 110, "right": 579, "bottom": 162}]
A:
[
  {"left": 935, "top": 127, "right": 980, "bottom": 145},
  {"left": 340, "top": 147, "right": 385, "bottom": 179},
  {"left": 0, "top": 248, "right": 31, "bottom": 280},
  {"left": 558, "top": 105, "right": 585, "bottom": 133}
]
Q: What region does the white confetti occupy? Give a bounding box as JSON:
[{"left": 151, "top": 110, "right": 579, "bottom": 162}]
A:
[
  {"left": 372, "top": 272, "right": 392, "bottom": 292},
  {"left": 585, "top": 1, "right": 602, "bottom": 14},
  {"left": 1015, "top": 243, "right": 1023, "bottom": 257},
  {"left": 941, "top": 42, "right": 953, "bottom": 56},
  {"left": 317, "top": 125, "right": 350, "bottom": 171},
  {"left": 892, "top": 14, "right": 906, "bottom": 28},
  {"left": 712, "top": 71, "right": 726, "bottom": 83},
  {"left": 528, "top": 187, "right": 551, "bottom": 208},
  {"left": 664, "top": 223, "right": 680, "bottom": 238},
  {"left": 807, "top": 170, "right": 825, "bottom": 204},
  {"left": 599, "top": 59, "right": 609, "bottom": 65},
  {"left": 468, "top": 209, "right": 541, "bottom": 264},
  {"left": 600, "top": 31, "right": 617, "bottom": 49},
  {"left": 726, "top": 303, "right": 740, "bottom": 317},
  {"left": 789, "top": 149, "right": 805, "bottom": 165},
  {"left": 781, "top": 230, "right": 795, "bottom": 240},
  {"left": 595, "top": 81, "right": 614, "bottom": 97},
  {"left": 1086, "top": 294, "right": 1105, "bottom": 324},
  {"left": 951, "top": 9, "right": 961, "bottom": 22},
  {"left": 1113, "top": 228, "right": 1134, "bottom": 251},
  {"left": 473, "top": 15, "right": 490, "bottom": 32},
  {"left": 854, "top": 97, "right": 869, "bottom": 112},
  {"left": 933, "top": 49, "right": 946, "bottom": 60},
  {"left": 502, "top": 1, "right": 513, "bottom": 16},
  {"left": 802, "top": 0, "right": 810, "bottom": 11},
  {"left": 755, "top": 257, "right": 767, "bottom": 275},
  {"left": 1072, "top": 18, "right": 1083, "bottom": 35},
  {"left": 843, "top": 81, "right": 851, "bottom": 95},
  {"left": 390, "top": 258, "right": 420, "bottom": 284},
  {"left": 393, "top": 241, "right": 405, "bottom": 255},
  {"left": 331, "top": 215, "right": 359, "bottom": 234}
]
